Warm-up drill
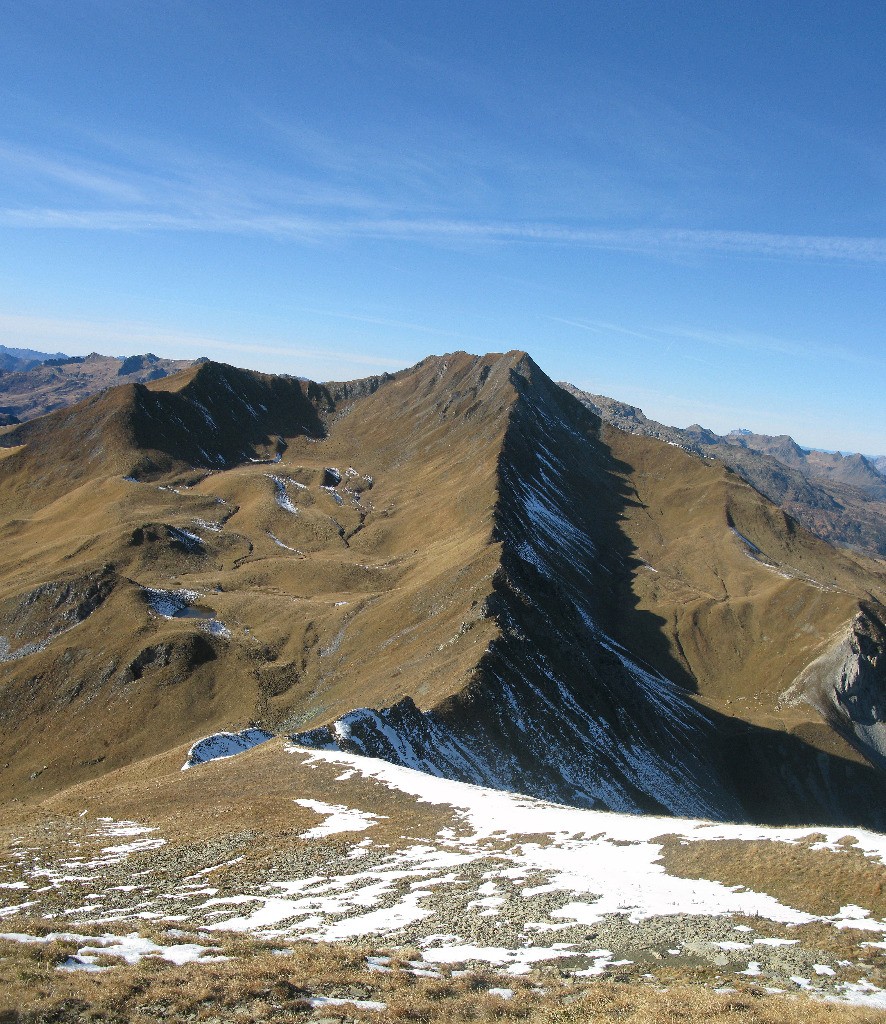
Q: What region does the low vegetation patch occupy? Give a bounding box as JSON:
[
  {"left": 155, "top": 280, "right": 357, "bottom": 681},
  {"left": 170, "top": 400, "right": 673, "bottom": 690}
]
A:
[
  {"left": 659, "top": 835, "right": 886, "bottom": 919},
  {"left": 1, "top": 933, "right": 884, "bottom": 1024}
]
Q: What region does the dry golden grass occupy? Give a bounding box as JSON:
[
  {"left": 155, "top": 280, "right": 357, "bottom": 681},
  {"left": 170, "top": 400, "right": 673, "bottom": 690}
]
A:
[
  {"left": 0, "top": 349, "right": 884, "bottom": 1024},
  {"left": 606, "top": 424, "right": 883, "bottom": 719},
  {"left": 1, "top": 935, "right": 884, "bottom": 1024},
  {"left": 15, "top": 742, "right": 466, "bottom": 854},
  {"left": 659, "top": 835, "right": 886, "bottom": 919},
  {"left": 0, "top": 353, "right": 513, "bottom": 804},
  {"left": 0, "top": 348, "right": 882, "bottom": 821}
]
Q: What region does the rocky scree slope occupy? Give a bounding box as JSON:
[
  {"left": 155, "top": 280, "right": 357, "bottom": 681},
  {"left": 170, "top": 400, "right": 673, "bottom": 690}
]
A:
[{"left": 0, "top": 353, "right": 884, "bottom": 828}]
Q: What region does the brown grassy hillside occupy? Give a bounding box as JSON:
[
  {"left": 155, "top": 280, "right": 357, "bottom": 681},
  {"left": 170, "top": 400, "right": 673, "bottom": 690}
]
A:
[{"left": 0, "top": 351, "right": 883, "bottom": 826}]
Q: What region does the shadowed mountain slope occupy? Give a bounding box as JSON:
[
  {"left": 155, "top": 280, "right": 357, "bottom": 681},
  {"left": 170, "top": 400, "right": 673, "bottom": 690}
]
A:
[{"left": 0, "top": 353, "right": 884, "bottom": 827}]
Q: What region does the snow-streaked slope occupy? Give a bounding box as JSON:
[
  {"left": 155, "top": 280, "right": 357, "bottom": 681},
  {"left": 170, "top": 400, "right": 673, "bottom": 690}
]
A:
[
  {"left": 293, "top": 747, "right": 886, "bottom": 867},
  {"left": 295, "top": 362, "right": 740, "bottom": 820}
]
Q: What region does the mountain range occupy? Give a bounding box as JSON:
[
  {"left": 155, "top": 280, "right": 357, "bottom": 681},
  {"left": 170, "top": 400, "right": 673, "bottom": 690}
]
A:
[
  {"left": 563, "top": 385, "right": 886, "bottom": 559},
  {"left": 0, "top": 351, "right": 884, "bottom": 831},
  {"left": 0, "top": 348, "right": 196, "bottom": 424}
]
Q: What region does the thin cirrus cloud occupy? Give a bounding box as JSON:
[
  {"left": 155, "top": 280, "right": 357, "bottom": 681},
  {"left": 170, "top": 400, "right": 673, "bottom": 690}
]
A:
[
  {"left": 545, "top": 315, "right": 877, "bottom": 368},
  {"left": 0, "top": 137, "right": 392, "bottom": 220},
  {"left": 3, "top": 202, "right": 886, "bottom": 265},
  {"left": 2, "top": 133, "right": 885, "bottom": 263},
  {"left": 0, "top": 155, "right": 146, "bottom": 205}
]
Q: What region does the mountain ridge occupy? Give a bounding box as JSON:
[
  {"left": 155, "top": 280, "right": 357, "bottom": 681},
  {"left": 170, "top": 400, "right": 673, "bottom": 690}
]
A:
[
  {"left": 0, "top": 352, "right": 884, "bottom": 830},
  {"left": 0, "top": 349, "right": 196, "bottom": 424}
]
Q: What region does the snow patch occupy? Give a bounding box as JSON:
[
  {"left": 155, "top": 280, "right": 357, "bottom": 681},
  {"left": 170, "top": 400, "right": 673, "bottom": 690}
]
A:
[
  {"left": 183, "top": 729, "right": 274, "bottom": 770},
  {"left": 295, "top": 800, "right": 383, "bottom": 838},
  {"left": 143, "top": 588, "right": 201, "bottom": 618},
  {"left": 267, "top": 531, "right": 300, "bottom": 552},
  {"left": 266, "top": 475, "right": 299, "bottom": 514}
]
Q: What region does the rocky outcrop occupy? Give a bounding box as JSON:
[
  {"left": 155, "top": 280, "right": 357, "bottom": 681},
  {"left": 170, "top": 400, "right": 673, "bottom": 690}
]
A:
[{"left": 785, "top": 607, "right": 886, "bottom": 771}]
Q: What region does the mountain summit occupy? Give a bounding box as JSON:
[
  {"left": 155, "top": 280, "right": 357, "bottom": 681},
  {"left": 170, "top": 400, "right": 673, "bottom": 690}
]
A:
[{"left": 0, "top": 352, "right": 884, "bottom": 827}]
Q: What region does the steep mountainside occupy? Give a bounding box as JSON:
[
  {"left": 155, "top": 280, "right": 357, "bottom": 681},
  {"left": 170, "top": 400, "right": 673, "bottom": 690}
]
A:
[
  {"left": 0, "top": 350, "right": 195, "bottom": 423},
  {"left": 0, "top": 353, "right": 885, "bottom": 828},
  {"left": 563, "top": 385, "right": 886, "bottom": 558}
]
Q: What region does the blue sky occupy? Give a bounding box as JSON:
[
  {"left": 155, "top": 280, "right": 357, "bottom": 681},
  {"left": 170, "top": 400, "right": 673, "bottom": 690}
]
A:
[{"left": 1, "top": 1, "right": 884, "bottom": 453}]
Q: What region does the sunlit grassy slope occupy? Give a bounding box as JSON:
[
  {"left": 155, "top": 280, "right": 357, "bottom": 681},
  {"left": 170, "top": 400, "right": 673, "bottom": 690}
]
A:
[{"left": 0, "top": 350, "right": 883, "bottom": 825}]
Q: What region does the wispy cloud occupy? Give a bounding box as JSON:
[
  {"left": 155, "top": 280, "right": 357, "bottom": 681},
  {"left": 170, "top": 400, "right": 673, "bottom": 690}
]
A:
[
  {"left": 4, "top": 202, "right": 886, "bottom": 264},
  {"left": 546, "top": 315, "right": 882, "bottom": 370},
  {"left": 2, "top": 130, "right": 885, "bottom": 264},
  {"left": 545, "top": 316, "right": 664, "bottom": 344},
  {"left": 653, "top": 323, "right": 878, "bottom": 367},
  {"left": 0, "top": 143, "right": 147, "bottom": 203}
]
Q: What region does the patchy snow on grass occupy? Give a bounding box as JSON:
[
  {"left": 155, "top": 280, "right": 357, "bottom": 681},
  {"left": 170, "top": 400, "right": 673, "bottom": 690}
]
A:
[
  {"left": 10, "top": 742, "right": 884, "bottom": 1005},
  {"left": 266, "top": 475, "right": 299, "bottom": 513},
  {"left": 267, "top": 531, "right": 300, "bottom": 552},
  {"left": 200, "top": 619, "right": 231, "bottom": 639},
  {"left": 167, "top": 526, "right": 204, "bottom": 550},
  {"left": 77, "top": 932, "right": 223, "bottom": 966},
  {"left": 421, "top": 942, "right": 578, "bottom": 975},
  {"left": 143, "top": 587, "right": 200, "bottom": 618},
  {"left": 288, "top": 747, "right": 886, "bottom": 928},
  {"left": 2, "top": 929, "right": 223, "bottom": 968},
  {"left": 835, "top": 979, "right": 886, "bottom": 1008},
  {"left": 193, "top": 518, "right": 223, "bottom": 532},
  {"left": 94, "top": 819, "right": 156, "bottom": 839},
  {"left": 308, "top": 995, "right": 386, "bottom": 1011}
]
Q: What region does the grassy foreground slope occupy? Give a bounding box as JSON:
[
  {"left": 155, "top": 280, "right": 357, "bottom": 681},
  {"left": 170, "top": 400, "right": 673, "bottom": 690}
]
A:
[{"left": 0, "top": 738, "right": 885, "bottom": 1021}]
